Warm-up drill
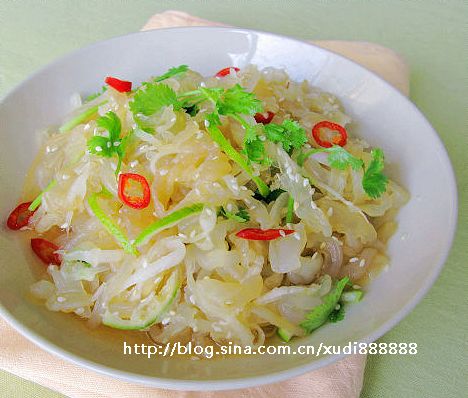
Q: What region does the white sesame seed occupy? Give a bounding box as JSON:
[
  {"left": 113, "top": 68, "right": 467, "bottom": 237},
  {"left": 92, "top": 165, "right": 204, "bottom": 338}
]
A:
[
  {"left": 75, "top": 307, "right": 84, "bottom": 315},
  {"left": 259, "top": 135, "right": 266, "bottom": 141},
  {"left": 327, "top": 207, "right": 334, "bottom": 217},
  {"left": 169, "top": 310, "right": 176, "bottom": 316},
  {"left": 359, "top": 259, "right": 366, "bottom": 268},
  {"left": 190, "top": 230, "right": 196, "bottom": 238},
  {"left": 195, "top": 132, "right": 203, "bottom": 139},
  {"left": 303, "top": 179, "right": 309, "bottom": 187},
  {"left": 224, "top": 300, "right": 233, "bottom": 305},
  {"left": 279, "top": 230, "right": 286, "bottom": 237},
  {"left": 113, "top": 141, "right": 120, "bottom": 147},
  {"left": 106, "top": 141, "right": 111, "bottom": 148},
  {"left": 192, "top": 326, "right": 199, "bottom": 332},
  {"left": 46, "top": 145, "right": 58, "bottom": 153},
  {"left": 159, "top": 169, "right": 168, "bottom": 176},
  {"left": 129, "top": 160, "right": 139, "bottom": 168},
  {"left": 95, "top": 146, "right": 102, "bottom": 152},
  {"left": 205, "top": 208, "right": 214, "bottom": 216},
  {"left": 226, "top": 203, "right": 234, "bottom": 212},
  {"left": 349, "top": 257, "right": 359, "bottom": 263},
  {"left": 194, "top": 188, "right": 201, "bottom": 195},
  {"left": 353, "top": 284, "right": 361, "bottom": 289},
  {"left": 335, "top": 304, "right": 341, "bottom": 310},
  {"left": 320, "top": 242, "right": 326, "bottom": 250},
  {"left": 57, "top": 296, "right": 66, "bottom": 303},
  {"left": 62, "top": 174, "right": 70, "bottom": 180}
]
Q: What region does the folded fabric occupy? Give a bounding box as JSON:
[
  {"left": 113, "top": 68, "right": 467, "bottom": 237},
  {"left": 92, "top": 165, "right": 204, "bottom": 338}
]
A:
[{"left": 0, "top": 10, "right": 409, "bottom": 398}]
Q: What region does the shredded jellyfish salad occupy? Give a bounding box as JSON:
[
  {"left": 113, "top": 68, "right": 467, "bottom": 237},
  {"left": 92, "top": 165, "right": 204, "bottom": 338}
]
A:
[{"left": 7, "top": 65, "right": 409, "bottom": 346}]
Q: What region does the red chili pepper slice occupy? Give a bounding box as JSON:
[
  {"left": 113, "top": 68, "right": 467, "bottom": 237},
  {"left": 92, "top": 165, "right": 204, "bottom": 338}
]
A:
[
  {"left": 235, "top": 228, "right": 295, "bottom": 241},
  {"left": 31, "top": 238, "right": 61, "bottom": 265},
  {"left": 118, "top": 173, "right": 151, "bottom": 209},
  {"left": 254, "top": 111, "right": 275, "bottom": 124},
  {"left": 312, "top": 120, "right": 348, "bottom": 148},
  {"left": 105, "top": 76, "right": 132, "bottom": 93},
  {"left": 215, "top": 67, "right": 240, "bottom": 78},
  {"left": 6, "top": 202, "right": 35, "bottom": 230}
]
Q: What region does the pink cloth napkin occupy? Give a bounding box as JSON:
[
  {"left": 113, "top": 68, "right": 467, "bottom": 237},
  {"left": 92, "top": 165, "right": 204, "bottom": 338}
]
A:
[{"left": 0, "top": 10, "right": 409, "bottom": 398}]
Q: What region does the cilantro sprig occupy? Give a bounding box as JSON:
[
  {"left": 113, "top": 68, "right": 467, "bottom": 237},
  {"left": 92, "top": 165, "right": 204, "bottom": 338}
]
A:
[
  {"left": 87, "top": 111, "right": 130, "bottom": 175},
  {"left": 264, "top": 120, "right": 308, "bottom": 153},
  {"left": 362, "top": 148, "right": 388, "bottom": 199},
  {"left": 130, "top": 83, "right": 182, "bottom": 117},
  {"left": 297, "top": 145, "right": 363, "bottom": 170},
  {"left": 129, "top": 83, "right": 182, "bottom": 132},
  {"left": 297, "top": 145, "right": 388, "bottom": 198}
]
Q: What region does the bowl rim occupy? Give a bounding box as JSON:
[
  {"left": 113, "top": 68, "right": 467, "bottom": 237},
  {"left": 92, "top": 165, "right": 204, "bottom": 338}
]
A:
[{"left": 0, "top": 26, "right": 458, "bottom": 390}]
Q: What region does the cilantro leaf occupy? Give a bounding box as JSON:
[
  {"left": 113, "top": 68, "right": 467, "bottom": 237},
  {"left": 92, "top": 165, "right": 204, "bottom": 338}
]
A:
[
  {"left": 242, "top": 136, "right": 269, "bottom": 164},
  {"left": 326, "top": 146, "right": 364, "bottom": 170},
  {"left": 219, "top": 207, "right": 250, "bottom": 223},
  {"left": 328, "top": 303, "right": 345, "bottom": 323},
  {"left": 87, "top": 111, "right": 127, "bottom": 174},
  {"left": 217, "top": 84, "right": 263, "bottom": 116},
  {"left": 97, "top": 110, "right": 121, "bottom": 142},
  {"left": 300, "top": 277, "right": 349, "bottom": 334},
  {"left": 130, "top": 83, "right": 182, "bottom": 117},
  {"left": 362, "top": 148, "right": 388, "bottom": 199},
  {"left": 243, "top": 122, "right": 258, "bottom": 143},
  {"left": 88, "top": 136, "right": 111, "bottom": 156},
  {"left": 154, "top": 65, "right": 189, "bottom": 82},
  {"left": 264, "top": 119, "right": 307, "bottom": 152}
]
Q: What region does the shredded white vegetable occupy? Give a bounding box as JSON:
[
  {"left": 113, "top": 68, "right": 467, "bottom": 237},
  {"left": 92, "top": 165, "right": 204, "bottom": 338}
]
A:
[{"left": 25, "top": 64, "right": 408, "bottom": 347}]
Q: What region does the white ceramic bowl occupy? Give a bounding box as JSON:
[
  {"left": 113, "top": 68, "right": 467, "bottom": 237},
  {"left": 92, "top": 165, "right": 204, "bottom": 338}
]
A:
[{"left": 0, "top": 27, "right": 457, "bottom": 390}]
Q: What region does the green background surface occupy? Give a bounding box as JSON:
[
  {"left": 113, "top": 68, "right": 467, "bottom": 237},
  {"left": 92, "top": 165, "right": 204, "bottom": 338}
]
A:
[{"left": 0, "top": 1, "right": 466, "bottom": 397}]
